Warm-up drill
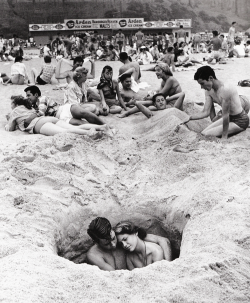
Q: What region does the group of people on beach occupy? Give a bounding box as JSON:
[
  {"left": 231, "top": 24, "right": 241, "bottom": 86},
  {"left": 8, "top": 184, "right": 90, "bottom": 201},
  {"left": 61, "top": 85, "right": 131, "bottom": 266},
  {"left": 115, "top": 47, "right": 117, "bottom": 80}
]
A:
[{"left": 3, "top": 42, "right": 250, "bottom": 140}]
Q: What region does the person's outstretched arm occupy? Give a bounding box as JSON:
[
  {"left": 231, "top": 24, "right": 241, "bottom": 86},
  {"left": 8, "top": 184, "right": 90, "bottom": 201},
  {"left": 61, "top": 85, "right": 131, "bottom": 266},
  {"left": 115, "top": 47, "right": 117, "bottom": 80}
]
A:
[
  {"left": 145, "top": 234, "right": 172, "bottom": 261},
  {"left": 135, "top": 101, "right": 153, "bottom": 119},
  {"left": 87, "top": 59, "right": 95, "bottom": 79},
  {"left": 190, "top": 93, "right": 213, "bottom": 120},
  {"left": 114, "top": 80, "right": 127, "bottom": 110},
  {"left": 55, "top": 59, "right": 70, "bottom": 80}
]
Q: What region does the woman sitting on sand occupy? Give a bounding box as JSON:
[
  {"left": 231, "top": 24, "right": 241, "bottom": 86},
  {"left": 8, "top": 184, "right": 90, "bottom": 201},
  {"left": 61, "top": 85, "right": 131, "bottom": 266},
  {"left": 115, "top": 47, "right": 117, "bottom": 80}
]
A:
[
  {"left": 114, "top": 221, "right": 164, "bottom": 270},
  {"left": 10, "top": 56, "right": 30, "bottom": 85},
  {"left": 5, "top": 95, "right": 105, "bottom": 138},
  {"left": 97, "top": 65, "right": 127, "bottom": 115}
]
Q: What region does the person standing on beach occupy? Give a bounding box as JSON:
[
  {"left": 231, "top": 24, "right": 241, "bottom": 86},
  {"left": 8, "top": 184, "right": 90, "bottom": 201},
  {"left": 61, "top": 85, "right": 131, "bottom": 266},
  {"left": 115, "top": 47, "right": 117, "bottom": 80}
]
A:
[
  {"left": 228, "top": 22, "right": 236, "bottom": 55},
  {"left": 185, "top": 66, "right": 249, "bottom": 139},
  {"left": 176, "top": 25, "right": 186, "bottom": 44},
  {"left": 135, "top": 29, "right": 144, "bottom": 52},
  {"left": 115, "top": 29, "right": 125, "bottom": 53}
]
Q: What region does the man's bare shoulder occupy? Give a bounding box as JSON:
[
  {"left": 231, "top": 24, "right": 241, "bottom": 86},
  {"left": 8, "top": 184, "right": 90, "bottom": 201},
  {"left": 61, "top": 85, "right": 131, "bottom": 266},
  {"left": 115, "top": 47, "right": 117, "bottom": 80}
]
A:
[{"left": 87, "top": 244, "right": 104, "bottom": 258}]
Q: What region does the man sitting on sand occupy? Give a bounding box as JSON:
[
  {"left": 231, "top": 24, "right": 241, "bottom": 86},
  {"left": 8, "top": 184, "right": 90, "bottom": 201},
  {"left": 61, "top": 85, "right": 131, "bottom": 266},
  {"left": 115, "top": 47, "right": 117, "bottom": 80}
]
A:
[
  {"left": 86, "top": 217, "right": 172, "bottom": 271},
  {"left": 23, "top": 85, "right": 105, "bottom": 127},
  {"left": 185, "top": 66, "right": 249, "bottom": 139},
  {"left": 119, "top": 52, "right": 141, "bottom": 83}
]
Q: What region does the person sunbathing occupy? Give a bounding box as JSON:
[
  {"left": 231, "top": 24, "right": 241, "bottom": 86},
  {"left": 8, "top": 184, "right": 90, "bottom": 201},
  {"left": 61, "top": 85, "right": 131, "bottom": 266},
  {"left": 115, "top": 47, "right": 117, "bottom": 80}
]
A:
[
  {"left": 114, "top": 221, "right": 164, "bottom": 270},
  {"left": 5, "top": 95, "right": 105, "bottom": 138},
  {"left": 86, "top": 217, "right": 171, "bottom": 271},
  {"left": 135, "top": 92, "right": 185, "bottom": 119},
  {"left": 118, "top": 63, "right": 185, "bottom": 118},
  {"left": 97, "top": 65, "right": 127, "bottom": 115}
]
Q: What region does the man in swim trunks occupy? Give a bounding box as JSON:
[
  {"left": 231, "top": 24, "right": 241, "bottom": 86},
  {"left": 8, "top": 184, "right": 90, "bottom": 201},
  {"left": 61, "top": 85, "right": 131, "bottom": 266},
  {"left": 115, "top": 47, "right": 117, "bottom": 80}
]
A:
[
  {"left": 86, "top": 217, "right": 172, "bottom": 271},
  {"left": 185, "top": 66, "right": 249, "bottom": 139},
  {"left": 135, "top": 30, "right": 145, "bottom": 53},
  {"left": 115, "top": 29, "right": 125, "bottom": 53},
  {"left": 161, "top": 47, "right": 175, "bottom": 71},
  {"left": 23, "top": 85, "right": 105, "bottom": 127},
  {"left": 119, "top": 52, "right": 141, "bottom": 83},
  {"left": 228, "top": 22, "right": 236, "bottom": 54},
  {"left": 207, "top": 31, "right": 224, "bottom": 63},
  {"left": 176, "top": 25, "right": 186, "bottom": 44}
]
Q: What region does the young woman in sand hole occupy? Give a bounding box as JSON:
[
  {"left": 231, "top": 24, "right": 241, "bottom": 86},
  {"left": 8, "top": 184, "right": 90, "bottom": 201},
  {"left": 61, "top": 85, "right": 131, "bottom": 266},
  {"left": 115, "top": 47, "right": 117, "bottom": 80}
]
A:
[
  {"left": 114, "top": 221, "right": 164, "bottom": 270},
  {"left": 97, "top": 65, "right": 127, "bottom": 116},
  {"left": 5, "top": 96, "right": 106, "bottom": 139}
]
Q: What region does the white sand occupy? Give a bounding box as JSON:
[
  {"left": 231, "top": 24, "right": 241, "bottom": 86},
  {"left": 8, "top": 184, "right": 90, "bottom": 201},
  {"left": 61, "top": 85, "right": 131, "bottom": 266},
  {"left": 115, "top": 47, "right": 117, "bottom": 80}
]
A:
[{"left": 1, "top": 52, "right": 250, "bottom": 302}]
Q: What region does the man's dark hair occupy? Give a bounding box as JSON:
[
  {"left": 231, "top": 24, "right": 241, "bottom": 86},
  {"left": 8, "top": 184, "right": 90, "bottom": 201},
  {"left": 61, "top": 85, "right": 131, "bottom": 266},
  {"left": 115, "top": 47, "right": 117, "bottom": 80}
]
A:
[
  {"left": 73, "top": 56, "right": 83, "bottom": 65},
  {"left": 180, "top": 25, "right": 183, "bottom": 28},
  {"left": 44, "top": 56, "right": 51, "bottom": 63},
  {"left": 232, "top": 22, "right": 236, "bottom": 25},
  {"left": 120, "top": 73, "right": 131, "bottom": 83},
  {"left": 15, "top": 56, "right": 23, "bottom": 63},
  {"left": 24, "top": 85, "right": 41, "bottom": 97},
  {"left": 109, "top": 44, "right": 114, "bottom": 50},
  {"left": 220, "top": 34, "right": 224, "bottom": 38},
  {"left": 152, "top": 93, "right": 165, "bottom": 104},
  {"left": 167, "top": 46, "right": 174, "bottom": 53},
  {"left": 194, "top": 66, "right": 217, "bottom": 81},
  {"left": 212, "top": 30, "right": 219, "bottom": 36},
  {"left": 119, "top": 52, "right": 128, "bottom": 61},
  {"left": 247, "top": 40, "right": 250, "bottom": 45},
  {"left": 87, "top": 217, "right": 112, "bottom": 243}
]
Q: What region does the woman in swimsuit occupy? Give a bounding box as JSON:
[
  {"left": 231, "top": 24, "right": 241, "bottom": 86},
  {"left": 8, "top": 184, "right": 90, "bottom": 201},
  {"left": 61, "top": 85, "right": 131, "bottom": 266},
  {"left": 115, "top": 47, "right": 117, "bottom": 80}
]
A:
[
  {"left": 10, "top": 56, "right": 30, "bottom": 85},
  {"left": 5, "top": 95, "right": 106, "bottom": 138},
  {"left": 114, "top": 221, "right": 164, "bottom": 270},
  {"left": 97, "top": 65, "right": 127, "bottom": 115}
]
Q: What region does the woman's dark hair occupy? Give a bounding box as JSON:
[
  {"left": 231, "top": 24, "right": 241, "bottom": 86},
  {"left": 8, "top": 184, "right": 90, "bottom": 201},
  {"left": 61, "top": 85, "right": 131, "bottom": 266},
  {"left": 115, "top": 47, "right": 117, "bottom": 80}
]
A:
[
  {"left": 114, "top": 221, "right": 147, "bottom": 240},
  {"left": 194, "top": 66, "right": 217, "bottom": 81},
  {"left": 11, "top": 95, "right": 32, "bottom": 109},
  {"left": 152, "top": 93, "right": 165, "bottom": 104},
  {"left": 15, "top": 56, "right": 23, "bottom": 63},
  {"left": 87, "top": 217, "right": 112, "bottom": 243},
  {"left": 102, "top": 65, "right": 113, "bottom": 74}
]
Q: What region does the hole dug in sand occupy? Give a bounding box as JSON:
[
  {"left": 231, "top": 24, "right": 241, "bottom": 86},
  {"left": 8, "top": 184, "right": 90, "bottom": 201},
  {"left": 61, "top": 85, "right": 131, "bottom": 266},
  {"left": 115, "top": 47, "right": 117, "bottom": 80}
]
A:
[{"left": 56, "top": 208, "right": 189, "bottom": 266}]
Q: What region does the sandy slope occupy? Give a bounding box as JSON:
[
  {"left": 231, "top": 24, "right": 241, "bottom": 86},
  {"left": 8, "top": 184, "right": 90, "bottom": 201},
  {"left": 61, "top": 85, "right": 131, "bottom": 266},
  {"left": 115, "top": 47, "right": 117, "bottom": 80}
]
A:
[{"left": 1, "top": 52, "right": 250, "bottom": 302}]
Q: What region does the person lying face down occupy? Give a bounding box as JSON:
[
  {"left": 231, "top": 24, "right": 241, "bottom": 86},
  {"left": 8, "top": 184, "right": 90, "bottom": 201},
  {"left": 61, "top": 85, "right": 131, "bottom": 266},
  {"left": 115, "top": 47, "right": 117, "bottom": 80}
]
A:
[{"left": 86, "top": 217, "right": 172, "bottom": 271}]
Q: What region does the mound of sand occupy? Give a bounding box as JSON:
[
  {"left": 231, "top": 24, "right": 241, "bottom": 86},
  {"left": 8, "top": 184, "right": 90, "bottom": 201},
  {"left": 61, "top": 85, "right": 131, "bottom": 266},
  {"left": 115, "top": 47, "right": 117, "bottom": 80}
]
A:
[{"left": 1, "top": 53, "right": 250, "bottom": 302}]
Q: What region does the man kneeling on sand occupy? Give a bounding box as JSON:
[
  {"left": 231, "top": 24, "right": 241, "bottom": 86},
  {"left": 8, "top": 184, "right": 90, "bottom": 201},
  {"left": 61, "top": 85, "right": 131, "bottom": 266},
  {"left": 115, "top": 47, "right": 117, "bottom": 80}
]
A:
[
  {"left": 86, "top": 217, "right": 172, "bottom": 271},
  {"left": 185, "top": 66, "right": 249, "bottom": 139}
]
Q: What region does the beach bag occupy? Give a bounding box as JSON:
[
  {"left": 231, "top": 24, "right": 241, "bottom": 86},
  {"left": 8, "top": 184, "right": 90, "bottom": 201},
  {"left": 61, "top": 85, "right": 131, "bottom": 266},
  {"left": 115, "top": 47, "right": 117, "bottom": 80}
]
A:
[{"left": 238, "top": 80, "right": 250, "bottom": 87}]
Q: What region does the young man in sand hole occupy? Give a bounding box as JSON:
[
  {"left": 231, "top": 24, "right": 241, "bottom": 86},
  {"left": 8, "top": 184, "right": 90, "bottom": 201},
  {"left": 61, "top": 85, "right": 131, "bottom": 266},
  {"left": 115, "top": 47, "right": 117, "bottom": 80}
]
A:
[
  {"left": 86, "top": 217, "right": 171, "bottom": 271},
  {"left": 185, "top": 66, "right": 249, "bottom": 139}
]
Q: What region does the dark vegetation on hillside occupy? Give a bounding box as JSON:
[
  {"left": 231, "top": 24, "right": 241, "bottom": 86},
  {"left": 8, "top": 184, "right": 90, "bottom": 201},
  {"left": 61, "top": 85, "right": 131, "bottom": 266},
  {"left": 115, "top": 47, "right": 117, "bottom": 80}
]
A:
[{"left": 0, "top": 0, "right": 249, "bottom": 38}]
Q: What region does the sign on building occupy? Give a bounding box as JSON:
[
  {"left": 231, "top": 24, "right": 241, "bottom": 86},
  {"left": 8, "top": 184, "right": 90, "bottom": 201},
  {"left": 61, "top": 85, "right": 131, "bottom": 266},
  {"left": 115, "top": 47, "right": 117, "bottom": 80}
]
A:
[{"left": 29, "top": 24, "right": 65, "bottom": 31}]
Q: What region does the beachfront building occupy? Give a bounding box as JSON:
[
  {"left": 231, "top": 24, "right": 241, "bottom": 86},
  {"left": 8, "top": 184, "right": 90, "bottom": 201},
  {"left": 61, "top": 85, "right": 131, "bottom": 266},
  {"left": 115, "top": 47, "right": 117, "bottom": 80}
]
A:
[{"left": 29, "top": 18, "right": 192, "bottom": 45}]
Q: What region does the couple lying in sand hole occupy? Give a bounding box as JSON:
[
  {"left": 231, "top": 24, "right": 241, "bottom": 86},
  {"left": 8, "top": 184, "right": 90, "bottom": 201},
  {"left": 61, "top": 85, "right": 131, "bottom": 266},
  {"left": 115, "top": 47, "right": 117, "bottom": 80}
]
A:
[{"left": 86, "top": 217, "right": 172, "bottom": 271}]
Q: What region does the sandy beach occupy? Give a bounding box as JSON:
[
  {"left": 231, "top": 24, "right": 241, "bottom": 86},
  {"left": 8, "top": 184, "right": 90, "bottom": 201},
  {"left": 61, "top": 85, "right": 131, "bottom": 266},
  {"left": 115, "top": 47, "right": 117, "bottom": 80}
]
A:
[{"left": 1, "top": 51, "right": 250, "bottom": 302}]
